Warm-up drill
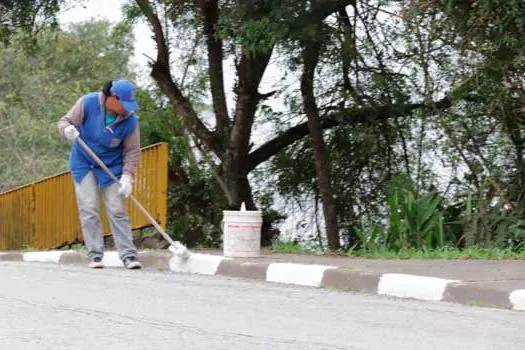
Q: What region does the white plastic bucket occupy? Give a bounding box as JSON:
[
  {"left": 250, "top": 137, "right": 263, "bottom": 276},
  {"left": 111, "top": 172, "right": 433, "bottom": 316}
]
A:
[{"left": 222, "top": 205, "right": 262, "bottom": 258}]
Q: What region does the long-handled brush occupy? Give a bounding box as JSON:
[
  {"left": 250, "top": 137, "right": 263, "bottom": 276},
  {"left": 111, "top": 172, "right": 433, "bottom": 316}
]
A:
[{"left": 76, "top": 136, "right": 190, "bottom": 259}]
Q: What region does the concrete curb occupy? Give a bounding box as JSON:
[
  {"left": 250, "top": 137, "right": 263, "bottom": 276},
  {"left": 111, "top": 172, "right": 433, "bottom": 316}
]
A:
[{"left": 1, "top": 250, "right": 523, "bottom": 311}]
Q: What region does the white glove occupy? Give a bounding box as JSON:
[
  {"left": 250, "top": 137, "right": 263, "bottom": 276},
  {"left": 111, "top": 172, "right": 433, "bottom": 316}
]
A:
[
  {"left": 118, "top": 173, "right": 133, "bottom": 197},
  {"left": 64, "top": 125, "right": 79, "bottom": 141}
]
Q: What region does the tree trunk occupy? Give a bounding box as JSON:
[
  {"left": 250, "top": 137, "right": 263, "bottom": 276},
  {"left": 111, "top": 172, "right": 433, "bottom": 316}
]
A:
[
  {"left": 223, "top": 171, "right": 256, "bottom": 210},
  {"left": 223, "top": 29, "right": 272, "bottom": 209},
  {"left": 301, "top": 38, "right": 340, "bottom": 251},
  {"left": 198, "top": 0, "right": 229, "bottom": 141}
]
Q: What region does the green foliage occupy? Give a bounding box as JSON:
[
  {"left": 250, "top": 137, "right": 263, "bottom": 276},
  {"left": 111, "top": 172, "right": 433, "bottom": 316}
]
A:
[
  {"left": 219, "top": 16, "right": 285, "bottom": 55},
  {"left": 352, "top": 178, "right": 525, "bottom": 254},
  {"left": 351, "top": 246, "right": 525, "bottom": 259},
  {"left": 350, "top": 177, "right": 446, "bottom": 253},
  {"left": 425, "top": 0, "right": 525, "bottom": 57},
  {"left": 5, "top": 0, "right": 525, "bottom": 253},
  {"left": 0, "top": 0, "right": 64, "bottom": 45},
  {"left": 236, "top": 0, "right": 525, "bottom": 255},
  {"left": 166, "top": 167, "right": 225, "bottom": 248},
  {"left": 392, "top": 187, "right": 445, "bottom": 250},
  {"left": 445, "top": 184, "right": 525, "bottom": 250},
  {"left": 354, "top": 222, "right": 386, "bottom": 255},
  {"left": 138, "top": 87, "right": 227, "bottom": 248},
  {"left": 215, "top": 1, "right": 294, "bottom": 56},
  {"left": 0, "top": 20, "right": 135, "bottom": 191},
  {"left": 270, "top": 240, "right": 314, "bottom": 254}
]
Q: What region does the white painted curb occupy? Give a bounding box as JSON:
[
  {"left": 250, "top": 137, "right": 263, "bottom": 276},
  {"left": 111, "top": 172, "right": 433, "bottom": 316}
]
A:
[
  {"left": 378, "top": 273, "right": 459, "bottom": 301},
  {"left": 8, "top": 250, "right": 525, "bottom": 312},
  {"left": 102, "top": 252, "right": 124, "bottom": 267},
  {"left": 170, "top": 253, "right": 228, "bottom": 275},
  {"left": 509, "top": 290, "right": 525, "bottom": 311},
  {"left": 23, "top": 250, "right": 75, "bottom": 264},
  {"left": 266, "top": 263, "right": 335, "bottom": 287}
]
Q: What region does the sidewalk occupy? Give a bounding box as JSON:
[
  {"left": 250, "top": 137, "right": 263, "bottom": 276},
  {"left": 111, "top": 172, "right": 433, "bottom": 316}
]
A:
[{"left": 1, "top": 248, "right": 524, "bottom": 311}]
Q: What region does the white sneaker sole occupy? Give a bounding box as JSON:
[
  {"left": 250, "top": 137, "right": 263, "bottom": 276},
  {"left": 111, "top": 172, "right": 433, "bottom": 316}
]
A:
[
  {"left": 89, "top": 261, "right": 104, "bottom": 269},
  {"left": 125, "top": 261, "right": 142, "bottom": 269}
]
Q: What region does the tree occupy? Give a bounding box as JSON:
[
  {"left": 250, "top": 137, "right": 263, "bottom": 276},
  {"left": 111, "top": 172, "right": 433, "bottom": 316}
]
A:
[
  {"left": 0, "top": 20, "right": 135, "bottom": 191},
  {"left": 0, "top": 0, "right": 75, "bottom": 44},
  {"left": 299, "top": 25, "right": 340, "bottom": 250},
  {"left": 404, "top": 0, "right": 525, "bottom": 204},
  {"left": 130, "top": 0, "right": 463, "bottom": 249}
]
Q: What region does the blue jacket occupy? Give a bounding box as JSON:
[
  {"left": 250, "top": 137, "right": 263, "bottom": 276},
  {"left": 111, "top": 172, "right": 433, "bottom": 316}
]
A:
[{"left": 69, "top": 92, "right": 138, "bottom": 187}]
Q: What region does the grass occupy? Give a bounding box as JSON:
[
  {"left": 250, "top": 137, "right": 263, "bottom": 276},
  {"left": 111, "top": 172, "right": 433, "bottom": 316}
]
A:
[
  {"left": 349, "top": 246, "right": 525, "bottom": 259},
  {"left": 20, "top": 246, "right": 38, "bottom": 252},
  {"left": 68, "top": 243, "right": 85, "bottom": 252},
  {"left": 13, "top": 240, "right": 525, "bottom": 260},
  {"left": 268, "top": 240, "right": 316, "bottom": 254},
  {"left": 269, "top": 240, "right": 525, "bottom": 259}
]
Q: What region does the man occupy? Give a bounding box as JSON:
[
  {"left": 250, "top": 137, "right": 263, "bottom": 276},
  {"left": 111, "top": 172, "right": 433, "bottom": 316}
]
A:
[{"left": 58, "top": 79, "right": 142, "bottom": 269}]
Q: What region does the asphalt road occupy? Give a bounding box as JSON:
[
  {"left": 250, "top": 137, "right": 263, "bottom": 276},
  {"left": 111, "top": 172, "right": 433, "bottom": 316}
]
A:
[{"left": 1, "top": 262, "right": 524, "bottom": 350}]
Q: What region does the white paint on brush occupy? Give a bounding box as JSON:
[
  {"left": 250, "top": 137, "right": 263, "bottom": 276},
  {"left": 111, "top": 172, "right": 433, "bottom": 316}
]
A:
[
  {"left": 378, "top": 273, "right": 458, "bottom": 301},
  {"left": 266, "top": 263, "right": 335, "bottom": 287}
]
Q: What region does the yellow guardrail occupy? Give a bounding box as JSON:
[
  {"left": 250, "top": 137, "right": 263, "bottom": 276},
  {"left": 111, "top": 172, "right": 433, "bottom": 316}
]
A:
[{"left": 0, "top": 142, "right": 168, "bottom": 250}]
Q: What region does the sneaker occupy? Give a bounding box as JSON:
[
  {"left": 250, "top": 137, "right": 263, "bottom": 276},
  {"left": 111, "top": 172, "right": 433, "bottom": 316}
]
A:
[
  {"left": 88, "top": 257, "right": 104, "bottom": 269},
  {"left": 123, "top": 256, "right": 142, "bottom": 269}
]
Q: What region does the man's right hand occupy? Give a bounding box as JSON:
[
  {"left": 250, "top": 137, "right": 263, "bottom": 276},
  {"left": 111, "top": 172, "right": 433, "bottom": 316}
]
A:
[{"left": 64, "top": 125, "right": 79, "bottom": 141}]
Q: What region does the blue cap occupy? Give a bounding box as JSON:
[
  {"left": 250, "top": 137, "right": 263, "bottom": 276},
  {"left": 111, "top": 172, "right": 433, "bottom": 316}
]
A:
[{"left": 110, "top": 79, "right": 139, "bottom": 113}]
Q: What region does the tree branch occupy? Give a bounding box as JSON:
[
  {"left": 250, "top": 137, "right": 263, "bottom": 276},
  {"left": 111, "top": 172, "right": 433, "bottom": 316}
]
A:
[
  {"left": 293, "top": 0, "right": 355, "bottom": 30},
  {"left": 135, "top": 0, "right": 220, "bottom": 154},
  {"left": 180, "top": 31, "right": 201, "bottom": 88},
  {"left": 186, "top": 131, "right": 233, "bottom": 205},
  {"left": 337, "top": 4, "right": 364, "bottom": 105},
  {"left": 135, "top": 0, "right": 169, "bottom": 69},
  {"left": 198, "top": 0, "right": 229, "bottom": 141},
  {"left": 259, "top": 90, "right": 277, "bottom": 100},
  {"left": 245, "top": 98, "right": 452, "bottom": 172}
]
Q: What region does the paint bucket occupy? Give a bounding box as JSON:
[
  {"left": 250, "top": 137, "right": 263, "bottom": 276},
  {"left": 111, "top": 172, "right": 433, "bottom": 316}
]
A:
[{"left": 222, "top": 203, "right": 262, "bottom": 257}]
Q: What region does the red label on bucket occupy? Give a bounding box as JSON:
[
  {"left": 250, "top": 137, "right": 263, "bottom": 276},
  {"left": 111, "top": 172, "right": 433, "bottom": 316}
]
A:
[{"left": 227, "top": 224, "right": 261, "bottom": 229}]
